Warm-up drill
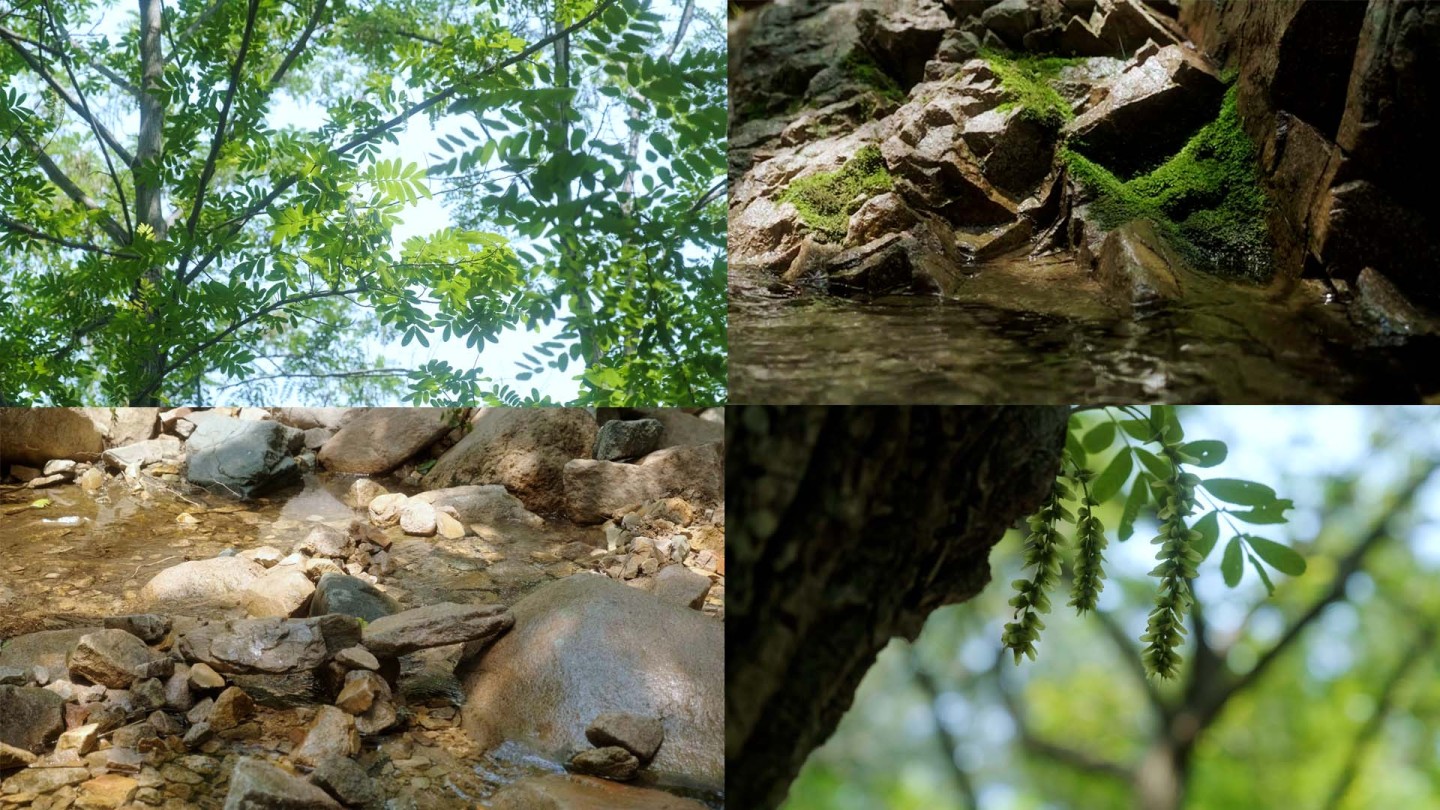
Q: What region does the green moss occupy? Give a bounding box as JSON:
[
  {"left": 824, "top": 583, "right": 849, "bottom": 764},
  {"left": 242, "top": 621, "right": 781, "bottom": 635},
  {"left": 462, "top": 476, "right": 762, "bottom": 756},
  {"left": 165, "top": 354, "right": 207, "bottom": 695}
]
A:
[
  {"left": 781, "top": 145, "right": 894, "bottom": 238},
  {"left": 984, "top": 50, "right": 1083, "bottom": 129},
  {"left": 1064, "top": 85, "right": 1271, "bottom": 280},
  {"left": 842, "top": 49, "right": 907, "bottom": 104}
]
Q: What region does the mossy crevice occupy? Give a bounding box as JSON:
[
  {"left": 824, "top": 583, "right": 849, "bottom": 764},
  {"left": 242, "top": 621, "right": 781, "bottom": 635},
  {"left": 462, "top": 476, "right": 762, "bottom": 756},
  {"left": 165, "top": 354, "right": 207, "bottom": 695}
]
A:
[
  {"left": 1065, "top": 85, "right": 1271, "bottom": 280},
  {"left": 781, "top": 145, "right": 894, "bottom": 238},
  {"left": 983, "top": 50, "right": 1084, "bottom": 129},
  {"left": 841, "top": 48, "right": 907, "bottom": 104}
]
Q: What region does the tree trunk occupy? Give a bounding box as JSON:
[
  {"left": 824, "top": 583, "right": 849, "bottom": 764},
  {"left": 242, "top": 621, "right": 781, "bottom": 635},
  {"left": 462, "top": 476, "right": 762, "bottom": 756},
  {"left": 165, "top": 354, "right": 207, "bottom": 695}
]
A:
[
  {"left": 727, "top": 406, "right": 1070, "bottom": 809},
  {"left": 132, "top": 0, "right": 166, "bottom": 405}
]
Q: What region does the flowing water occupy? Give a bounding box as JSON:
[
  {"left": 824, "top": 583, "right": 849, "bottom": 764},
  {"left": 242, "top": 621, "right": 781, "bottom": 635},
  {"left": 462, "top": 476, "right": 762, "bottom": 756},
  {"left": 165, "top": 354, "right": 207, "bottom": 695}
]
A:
[{"left": 729, "top": 253, "right": 1433, "bottom": 404}]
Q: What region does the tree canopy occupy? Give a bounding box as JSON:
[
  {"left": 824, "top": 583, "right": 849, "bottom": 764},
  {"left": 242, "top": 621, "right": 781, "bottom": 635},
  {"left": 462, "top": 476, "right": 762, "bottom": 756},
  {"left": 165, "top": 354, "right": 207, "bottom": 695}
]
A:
[{"left": 0, "top": 0, "right": 725, "bottom": 406}]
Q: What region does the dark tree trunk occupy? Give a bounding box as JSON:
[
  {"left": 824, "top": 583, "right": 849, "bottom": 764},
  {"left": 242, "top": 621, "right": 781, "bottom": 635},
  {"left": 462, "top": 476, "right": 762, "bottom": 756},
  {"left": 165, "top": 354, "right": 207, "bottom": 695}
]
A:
[{"left": 726, "top": 406, "right": 1070, "bottom": 809}]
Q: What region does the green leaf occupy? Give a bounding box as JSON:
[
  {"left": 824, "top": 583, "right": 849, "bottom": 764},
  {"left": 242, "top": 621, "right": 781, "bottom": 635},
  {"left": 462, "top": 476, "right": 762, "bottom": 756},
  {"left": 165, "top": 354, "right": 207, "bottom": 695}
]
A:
[
  {"left": 1220, "top": 537, "right": 1243, "bottom": 587},
  {"left": 1082, "top": 421, "right": 1116, "bottom": 453},
  {"left": 1179, "top": 440, "right": 1227, "bottom": 468},
  {"left": 1134, "top": 447, "right": 1171, "bottom": 481},
  {"left": 1191, "top": 511, "right": 1220, "bottom": 561},
  {"left": 1202, "top": 478, "right": 1277, "bottom": 506},
  {"left": 1245, "top": 536, "right": 1306, "bottom": 576},
  {"left": 1225, "top": 503, "right": 1292, "bottom": 525},
  {"left": 1090, "top": 447, "right": 1132, "bottom": 504},
  {"left": 1117, "top": 419, "right": 1155, "bottom": 441},
  {"left": 1118, "top": 475, "right": 1148, "bottom": 542},
  {"left": 1065, "top": 427, "right": 1087, "bottom": 470},
  {"left": 1247, "top": 552, "right": 1276, "bottom": 595}
]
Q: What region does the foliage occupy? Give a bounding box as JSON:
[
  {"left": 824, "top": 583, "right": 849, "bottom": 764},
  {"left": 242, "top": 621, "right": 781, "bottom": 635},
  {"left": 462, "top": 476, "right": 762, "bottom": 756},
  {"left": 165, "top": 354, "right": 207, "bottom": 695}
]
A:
[
  {"left": 0, "top": 0, "right": 724, "bottom": 406},
  {"left": 841, "top": 48, "right": 906, "bottom": 104},
  {"left": 1003, "top": 405, "right": 1300, "bottom": 679},
  {"left": 780, "top": 145, "right": 893, "bottom": 239},
  {"left": 1064, "top": 85, "right": 1271, "bottom": 280},
  {"left": 982, "top": 50, "right": 1080, "bottom": 129}
]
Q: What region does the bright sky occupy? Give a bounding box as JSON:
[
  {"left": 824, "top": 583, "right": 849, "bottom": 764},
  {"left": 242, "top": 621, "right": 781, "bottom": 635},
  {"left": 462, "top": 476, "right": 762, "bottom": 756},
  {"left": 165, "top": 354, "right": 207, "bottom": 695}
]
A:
[{"left": 68, "top": 0, "right": 708, "bottom": 404}]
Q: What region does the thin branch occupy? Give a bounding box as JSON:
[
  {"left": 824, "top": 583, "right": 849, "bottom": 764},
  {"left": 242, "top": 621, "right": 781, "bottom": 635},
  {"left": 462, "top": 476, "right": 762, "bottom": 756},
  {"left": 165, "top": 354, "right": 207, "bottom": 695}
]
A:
[
  {"left": 661, "top": 0, "right": 695, "bottom": 60},
  {"left": 210, "top": 367, "right": 409, "bottom": 393},
  {"left": 163, "top": 0, "right": 225, "bottom": 62},
  {"left": 0, "top": 213, "right": 125, "bottom": 255},
  {"left": 265, "top": 0, "right": 327, "bottom": 89},
  {"left": 1092, "top": 607, "right": 1170, "bottom": 721},
  {"left": 14, "top": 129, "right": 129, "bottom": 243}
]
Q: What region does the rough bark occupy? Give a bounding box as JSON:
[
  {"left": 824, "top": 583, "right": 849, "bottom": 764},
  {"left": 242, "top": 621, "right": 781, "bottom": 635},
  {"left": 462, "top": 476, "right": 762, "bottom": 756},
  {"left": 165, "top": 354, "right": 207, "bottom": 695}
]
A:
[
  {"left": 133, "top": 0, "right": 167, "bottom": 405},
  {"left": 727, "top": 406, "right": 1070, "bottom": 809}
]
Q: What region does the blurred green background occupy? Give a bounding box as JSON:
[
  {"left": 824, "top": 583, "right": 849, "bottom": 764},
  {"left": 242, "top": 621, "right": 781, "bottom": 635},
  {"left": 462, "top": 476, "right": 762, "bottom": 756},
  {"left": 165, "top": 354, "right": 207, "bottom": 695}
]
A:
[{"left": 782, "top": 406, "right": 1440, "bottom": 810}]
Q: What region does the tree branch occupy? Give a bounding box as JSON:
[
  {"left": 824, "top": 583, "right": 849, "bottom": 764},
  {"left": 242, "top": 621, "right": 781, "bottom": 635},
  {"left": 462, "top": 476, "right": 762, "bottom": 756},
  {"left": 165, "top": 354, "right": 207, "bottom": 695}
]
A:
[
  {"left": 14, "top": 129, "right": 129, "bottom": 244},
  {"left": 163, "top": 0, "right": 225, "bottom": 62},
  {"left": 0, "top": 213, "right": 125, "bottom": 255},
  {"left": 210, "top": 367, "right": 409, "bottom": 393},
  {"left": 266, "top": 0, "right": 327, "bottom": 89},
  {"left": 908, "top": 644, "right": 980, "bottom": 810},
  {"left": 992, "top": 652, "right": 1133, "bottom": 783}
]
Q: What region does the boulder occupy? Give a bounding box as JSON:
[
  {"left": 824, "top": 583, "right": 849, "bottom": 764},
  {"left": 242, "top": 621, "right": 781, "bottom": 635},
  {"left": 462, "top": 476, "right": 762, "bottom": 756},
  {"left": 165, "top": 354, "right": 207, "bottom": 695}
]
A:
[
  {"left": 310, "top": 574, "right": 400, "bottom": 623},
  {"left": 459, "top": 575, "right": 722, "bottom": 791},
  {"left": 185, "top": 413, "right": 301, "bottom": 499},
  {"left": 316, "top": 408, "right": 451, "bottom": 474},
  {"left": 587, "top": 713, "right": 665, "bottom": 766},
  {"left": 569, "top": 746, "right": 640, "bottom": 781},
  {"left": 881, "top": 94, "right": 1018, "bottom": 225},
  {"left": 563, "top": 443, "right": 723, "bottom": 525},
  {"left": 410, "top": 485, "right": 543, "bottom": 529},
  {"left": 102, "top": 615, "right": 171, "bottom": 644},
  {"left": 489, "top": 774, "right": 711, "bottom": 810},
  {"left": 272, "top": 408, "right": 357, "bottom": 431},
  {"left": 223, "top": 757, "right": 343, "bottom": 809},
  {"left": 302, "top": 428, "right": 332, "bottom": 451},
  {"left": 178, "top": 615, "right": 360, "bottom": 674},
  {"left": 398, "top": 499, "right": 437, "bottom": 536},
  {"left": 230, "top": 671, "right": 326, "bottom": 708},
  {"left": 345, "top": 479, "right": 388, "bottom": 509},
  {"left": 593, "top": 418, "right": 664, "bottom": 461},
  {"left": 367, "top": 492, "right": 408, "bottom": 527},
  {"left": 138, "top": 556, "right": 266, "bottom": 611},
  {"left": 102, "top": 436, "right": 183, "bottom": 470},
  {"left": 292, "top": 706, "right": 360, "bottom": 767},
  {"left": 651, "top": 566, "right": 713, "bottom": 611},
  {"left": 75, "top": 773, "right": 138, "bottom": 809},
  {"left": 1065, "top": 44, "right": 1224, "bottom": 177},
  {"left": 857, "top": 0, "right": 951, "bottom": 87},
  {"left": 980, "top": 0, "right": 1040, "bottom": 47},
  {"left": 361, "top": 603, "right": 513, "bottom": 658},
  {"left": 0, "top": 766, "right": 91, "bottom": 796},
  {"left": 243, "top": 567, "right": 317, "bottom": 618},
  {"left": 0, "top": 741, "right": 37, "bottom": 768},
  {"left": 1095, "top": 219, "right": 1184, "bottom": 311},
  {"left": 107, "top": 408, "right": 161, "bottom": 446},
  {"left": 0, "top": 408, "right": 107, "bottom": 465},
  {"left": 0, "top": 685, "right": 65, "bottom": 752},
  {"left": 309, "top": 756, "right": 381, "bottom": 809},
  {"left": 67, "top": 629, "right": 155, "bottom": 689},
  {"left": 421, "top": 408, "right": 598, "bottom": 515},
  {"left": 0, "top": 628, "right": 105, "bottom": 681}
]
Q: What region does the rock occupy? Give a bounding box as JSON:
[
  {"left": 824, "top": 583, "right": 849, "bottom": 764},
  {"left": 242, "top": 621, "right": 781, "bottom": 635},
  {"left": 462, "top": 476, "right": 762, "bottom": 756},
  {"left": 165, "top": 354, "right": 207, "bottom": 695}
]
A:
[
  {"left": 0, "top": 766, "right": 90, "bottom": 795},
  {"left": 25, "top": 472, "right": 66, "bottom": 488},
  {"left": 132, "top": 678, "right": 167, "bottom": 712},
  {"left": 421, "top": 408, "right": 598, "bottom": 514},
  {"left": 1095, "top": 219, "right": 1184, "bottom": 311},
  {"left": 651, "top": 566, "right": 713, "bottom": 611},
  {"left": 302, "top": 428, "right": 332, "bottom": 452},
  {"left": 842, "top": 192, "right": 920, "bottom": 249},
  {"left": 164, "top": 668, "right": 195, "bottom": 711},
  {"left": 186, "top": 697, "right": 214, "bottom": 725},
  {"left": 295, "top": 524, "right": 350, "bottom": 558},
  {"left": 86, "top": 703, "right": 127, "bottom": 733},
  {"left": 593, "top": 418, "right": 664, "bottom": 461},
  {"left": 188, "top": 663, "right": 226, "bottom": 690},
  {"left": 857, "top": 0, "right": 950, "bottom": 88},
  {"left": 102, "top": 615, "right": 171, "bottom": 644},
  {"left": 185, "top": 413, "right": 301, "bottom": 499},
  {"left": 56, "top": 723, "right": 100, "bottom": 757},
  {"left": 209, "top": 687, "right": 254, "bottom": 731},
  {"left": 345, "top": 479, "right": 388, "bottom": 509},
  {"left": 980, "top": 0, "right": 1039, "bottom": 47},
  {"left": 222, "top": 757, "right": 343, "bottom": 809},
  {"left": 434, "top": 510, "right": 466, "bottom": 540},
  {"left": 961, "top": 105, "right": 1058, "bottom": 196},
  {"left": 460, "top": 575, "right": 722, "bottom": 791},
  {"left": 563, "top": 443, "right": 723, "bottom": 524},
  {"left": 569, "top": 746, "right": 640, "bottom": 781},
  {"left": 102, "top": 436, "right": 183, "bottom": 470},
  {"left": 881, "top": 94, "right": 1018, "bottom": 226},
  {"left": 333, "top": 647, "right": 380, "bottom": 672},
  {"left": 138, "top": 555, "right": 267, "bottom": 611},
  {"left": 9, "top": 463, "right": 40, "bottom": 482},
  {"left": 317, "top": 408, "right": 451, "bottom": 474},
  {"left": 334, "top": 670, "right": 387, "bottom": 715},
  {"left": 361, "top": 603, "right": 513, "bottom": 658},
  {"left": 230, "top": 671, "right": 325, "bottom": 708},
  {"left": 586, "top": 713, "right": 665, "bottom": 766},
  {"left": 366, "top": 492, "right": 408, "bottom": 527},
  {"left": 0, "top": 408, "right": 107, "bottom": 465},
  {"left": 1351, "top": 267, "right": 1440, "bottom": 337},
  {"left": 309, "top": 757, "right": 381, "bottom": 809},
  {"left": 178, "top": 615, "right": 360, "bottom": 674},
  {"left": 1095, "top": 0, "right": 1181, "bottom": 56},
  {"left": 75, "top": 774, "right": 139, "bottom": 809},
  {"left": 398, "top": 499, "right": 437, "bottom": 536},
  {"left": 292, "top": 706, "right": 359, "bottom": 767},
  {"left": 182, "top": 722, "right": 214, "bottom": 748},
  {"left": 353, "top": 697, "right": 398, "bottom": 736},
  {"left": 309, "top": 574, "right": 400, "bottom": 624},
  {"left": 68, "top": 629, "right": 155, "bottom": 689},
  {"left": 243, "top": 566, "right": 316, "bottom": 618},
  {"left": 42, "top": 458, "right": 78, "bottom": 477},
  {"left": 0, "top": 741, "right": 37, "bottom": 768},
  {"left": 79, "top": 466, "right": 105, "bottom": 491},
  {"left": 0, "top": 685, "right": 64, "bottom": 752},
  {"left": 273, "top": 408, "right": 356, "bottom": 431},
  {"left": 490, "top": 774, "right": 710, "bottom": 810},
  {"left": 240, "top": 545, "right": 285, "bottom": 568},
  {"left": 1065, "top": 44, "right": 1224, "bottom": 177},
  {"left": 0, "top": 628, "right": 103, "bottom": 679},
  {"left": 410, "top": 485, "right": 543, "bottom": 528}
]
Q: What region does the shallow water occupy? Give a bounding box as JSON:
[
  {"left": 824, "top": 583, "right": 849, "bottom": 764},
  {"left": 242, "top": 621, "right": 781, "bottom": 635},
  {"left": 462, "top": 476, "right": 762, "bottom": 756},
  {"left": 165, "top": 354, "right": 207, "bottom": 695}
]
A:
[{"left": 729, "top": 255, "right": 1430, "bottom": 404}]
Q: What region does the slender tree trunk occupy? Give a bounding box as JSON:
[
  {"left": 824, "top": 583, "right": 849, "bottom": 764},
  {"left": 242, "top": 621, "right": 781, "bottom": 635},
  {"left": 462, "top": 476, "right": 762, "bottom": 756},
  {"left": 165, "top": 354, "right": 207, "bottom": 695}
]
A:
[
  {"left": 727, "top": 406, "right": 1070, "bottom": 809},
  {"left": 132, "top": 0, "right": 167, "bottom": 405}
]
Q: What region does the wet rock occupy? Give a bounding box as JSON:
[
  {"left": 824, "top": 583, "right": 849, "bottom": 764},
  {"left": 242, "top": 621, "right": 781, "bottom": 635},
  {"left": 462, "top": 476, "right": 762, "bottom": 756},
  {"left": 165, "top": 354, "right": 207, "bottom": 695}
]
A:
[
  {"left": 179, "top": 615, "right": 360, "bottom": 674},
  {"left": 1065, "top": 43, "right": 1224, "bottom": 176},
  {"left": 490, "top": 774, "right": 709, "bottom": 810},
  {"left": 366, "top": 492, "right": 408, "bottom": 527},
  {"left": 593, "top": 418, "right": 664, "bottom": 461},
  {"left": 1352, "top": 267, "right": 1440, "bottom": 338},
  {"left": 651, "top": 566, "right": 713, "bottom": 611},
  {"left": 0, "top": 766, "right": 90, "bottom": 795},
  {"left": 563, "top": 443, "right": 723, "bottom": 524},
  {"left": 961, "top": 105, "right": 1057, "bottom": 196},
  {"left": 857, "top": 0, "right": 950, "bottom": 88},
  {"left": 881, "top": 93, "right": 1018, "bottom": 226},
  {"left": 398, "top": 499, "right": 437, "bottom": 536},
  {"left": 292, "top": 706, "right": 360, "bottom": 767},
  {"left": 422, "top": 408, "right": 598, "bottom": 514},
  {"left": 209, "top": 687, "right": 254, "bottom": 731},
  {"left": 75, "top": 773, "right": 138, "bottom": 809},
  {"left": 43, "top": 458, "right": 78, "bottom": 478},
  {"left": 1095, "top": 0, "right": 1181, "bottom": 56},
  {"left": 1095, "top": 219, "right": 1184, "bottom": 311},
  {"left": 317, "top": 408, "right": 451, "bottom": 474},
  {"left": 243, "top": 566, "right": 317, "bottom": 618},
  {"left": 980, "top": 0, "right": 1040, "bottom": 47},
  {"left": 434, "top": 509, "right": 466, "bottom": 540},
  {"left": 185, "top": 413, "right": 302, "bottom": 499},
  {"left": 26, "top": 473, "right": 66, "bottom": 488},
  {"left": 102, "top": 615, "right": 170, "bottom": 644},
  {"left": 586, "top": 712, "right": 665, "bottom": 766},
  {"left": 410, "top": 485, "right": 543, "bottom": 529},
  {"left": 569, "top": 746, "right": 640, "bottom": 781},
  {"left": 0, "top": 741, "right": 37, "bottom": 768},
  {"left": 309, "top": 756, "right": 381, "bottom": 809},
  {"left": 68, "top": 629, "right": 154, "bottom": 689},
  {"left": 295, "top": 524, "right": 350, "bottom": 559},
  {"left": 460, "top": 575, "right": 722, "bottom": 791},
  {"left": 843, "top": 192, "right": 920, "bottom": 249},
  {"left": 361, "top": 603, "right": 513, "bottom": 658},
  {"left": 101, "top": 436, "right": 183, "bottom": 470},
  {"left": 222, "top": 757, "right": 343, "bottom": 809},
  {"left": 138, "top": 556, "right": 267, "bottom": 611},
  {"left": 79, "top": 466, "right": 106, "bottom": 491},
  {"left": 310, "top": 574, "right": 399, "bottom": 623},
  {"left": 240, "top": 545, "right": 285, "bottom": 568},
  {"left": 333, "top": 647, "right": 380, "bottom": 672},
  {"left": 345, "top": 479, "right": 389, "bottom": 510}
]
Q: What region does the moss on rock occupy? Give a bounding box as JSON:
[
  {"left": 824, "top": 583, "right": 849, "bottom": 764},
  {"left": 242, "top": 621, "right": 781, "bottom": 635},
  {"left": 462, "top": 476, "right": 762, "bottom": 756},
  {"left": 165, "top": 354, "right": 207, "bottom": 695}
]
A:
[
  {"left": 781, "top": 145, "right": 894, "bottom": 238},
  {"left": 984, "top": 51, "right": 1083, "bottom": 129},
  {"left": 1065, "top": 85, "right": 1271, "bottom": 280},
  {"left": 842, "top": 49, "right": 907, "bottom": 104}
]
